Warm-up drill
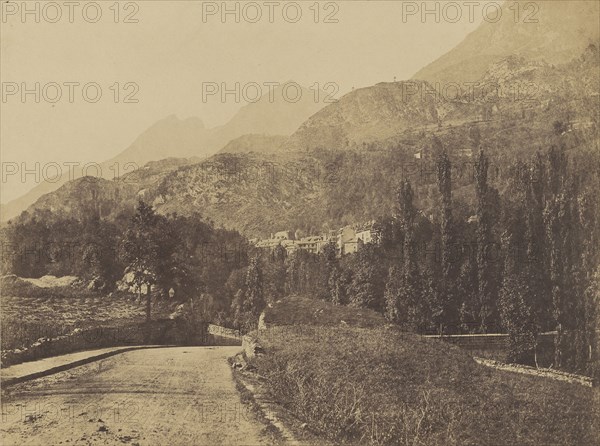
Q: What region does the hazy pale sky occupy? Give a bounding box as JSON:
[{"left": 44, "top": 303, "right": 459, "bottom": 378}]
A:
[{"left": 1, "top": 1, "right": 490, "bottom": 203}]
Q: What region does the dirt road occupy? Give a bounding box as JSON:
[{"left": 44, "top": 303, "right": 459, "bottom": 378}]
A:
[{"left": 1, "top": 347, "right": 270, "bottom": 445}]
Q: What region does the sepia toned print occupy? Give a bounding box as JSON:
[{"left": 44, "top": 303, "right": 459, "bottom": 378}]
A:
[{"left": 1, "top": 1, "right": 599, "bottom": 445}]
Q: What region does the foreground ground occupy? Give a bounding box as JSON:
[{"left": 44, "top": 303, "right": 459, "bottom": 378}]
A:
[
  {"left": 1, "top": 347, "right": 269, "bottom": 446},
  {"left": 248, "top": 297, "right": 600, "bottom": 446}
]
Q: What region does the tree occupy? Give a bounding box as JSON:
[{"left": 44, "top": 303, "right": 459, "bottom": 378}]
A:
[
  {"left": 320, "top": 241, "right": 339, "bottom": 301},
  {"left": 121, "top": 200, "right": 176, "bottom": 322},
  {"left": 329, "top": 266, "right": 350, "bottom": 306},
  {"left": 348, "top": 259, "right": 376, "bottom": 308},
  {"left": 435, "top": 150, "right": 459, "bottom": 332},
  {"left": 346, "top": 244, "right": 385, "bottom": 310},
  {"left": 457, "top": 243, "right": 479, "bottom": 332},
  {"left": 475, "top": 150, "right": 501, "bottom": 332},
  {"left": 79, "top": 217, "right": 122, "bottom": 289},
  {"left": 499, "top": 201, "right": 537, "bottom": 365},
  {"left": 394, "top": 180, "right": 429, "bottom": 331},
  {"left": 242, "top": 255, "right": 265, "bottom": 329},
  {"left": 525, "top": 152, "right": 551, "bottom": 331},
  {"left": 384, "top": 266, "right": 403, "bottom": 323},
  {"left": 264, "top": 245, "right": 287, "bottom": 304},
  {"left": 544, "top": 146, "right": 572, "bottom": 369}
]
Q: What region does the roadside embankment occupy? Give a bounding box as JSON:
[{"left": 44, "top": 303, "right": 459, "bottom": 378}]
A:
[{"left": 241, "top": 297, "right": 599, "bottom": 446}]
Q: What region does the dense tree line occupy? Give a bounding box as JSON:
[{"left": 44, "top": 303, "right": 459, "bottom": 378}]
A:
[
  {"left": 250, "top": 146, "right": 599, "bottom": 376},
  {"left": 1, "top": 202, "right": 251, "bottom": 324},
  {"left": 2, "top": 145, "right": 598, "bottom": 375}
]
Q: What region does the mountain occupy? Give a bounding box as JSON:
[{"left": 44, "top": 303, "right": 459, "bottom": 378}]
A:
[
  {"left": 412, "top": 0, "right": 599, "bottom": 85},
  {"left": 8, "top": 8, "right": 600, "bottom": 235},
  {"left": 12, "top": 44, "right": 599, "bottom": 236},
  {"left": 212, "top": 83, "right": 325, "bottom": 138},
  {"left": 287, "top": 38, "right": 599, "bottom": 153},
  {"left": 0, "top": 138, "right": 202, "bottom": 223},
  {"left": 15, "top": 177, "right": 137, "bottom": 223},
  {"left": 218, "top": 134, "right": 288, "bottom": 154},
  {"left": 104, "top": 116, "right": 209, "bottom": 168},
  {"left": 1, "top": 83, "right": 325, "bottom": 222},
  {"left": 12, "top": 158, "right": 195, "bottom": 224},
  {"left": 286, "top": 80, "right": 445, "bottom": 151}
]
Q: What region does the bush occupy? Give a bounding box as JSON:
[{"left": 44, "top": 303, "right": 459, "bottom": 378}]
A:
[{"left": 250, "top": 325, "right": 598, "bottom": 445}]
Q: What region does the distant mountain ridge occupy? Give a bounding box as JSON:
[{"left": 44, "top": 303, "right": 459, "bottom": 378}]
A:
[
  {"left": 7, "top": 5, "right": 600, "bottom": 233},
  {"left": 1, "top": 83, "right": 325, "bottom": 222},
  {"left": 16, "top": 44, "right": 599, "bottom": 234}
]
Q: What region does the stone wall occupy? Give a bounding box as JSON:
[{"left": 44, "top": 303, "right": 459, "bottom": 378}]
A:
[
  {"left": 206, "top": 324, "right": 243, "bottom": 346},
  {"left": 1, "top": 319, "right": 203, "bottom": 367},
  {"left": 426, "top": 332, "right": 556, "bottom": 366}
]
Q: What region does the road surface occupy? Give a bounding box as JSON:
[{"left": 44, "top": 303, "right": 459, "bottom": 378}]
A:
[{"left": 1, "top": 347, "right": 270, "bottom": 445}]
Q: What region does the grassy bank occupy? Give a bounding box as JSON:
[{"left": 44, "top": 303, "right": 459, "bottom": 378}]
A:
[
  {"left": 261, "top": 295, "right": 386, "bottom": 328},
  {"left": 248, "top": 299, "right": 599, "bottom": 445}
]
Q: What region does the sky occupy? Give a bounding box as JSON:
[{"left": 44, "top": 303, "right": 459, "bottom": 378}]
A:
[{"left": 0, "top": 0, "right": 490, "bottom": 203}]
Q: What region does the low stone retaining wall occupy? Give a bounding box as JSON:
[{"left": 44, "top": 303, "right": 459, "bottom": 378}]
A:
[
  {"left": 206, "top": 324, "right": 243, "bottom": 346},
  {"left": 1, "top": 319, "right": 200, "bottom": 368},
  {"left": 426, "top": 332, "right": 556, "bottom": 367},
  {"left": 474, "top": 357, "right": 596, "bottom": 387}
]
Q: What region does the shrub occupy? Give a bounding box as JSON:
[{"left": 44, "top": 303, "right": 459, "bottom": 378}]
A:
[{"left": 250, "top": 325, "right": 598, "bottom": 445}]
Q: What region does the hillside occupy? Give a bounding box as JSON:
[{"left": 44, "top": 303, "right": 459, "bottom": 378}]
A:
[
  {"left": 287, "top": 45, "right": 599, "bottom": 152},
  {"left": 286, "top": 80, "right": 445, "bottom": 152},
  {"left": 413, "top": 0, "right": 599, "bottom": 84},
  {"left": 13, "top": 158, "right": 194, "bottom": 224},
  {"left": 15, "top": 178, "right": 136, "bottom": 223},
  {"left": 218, "top": 134, "right": 288, "bottom": 155},
  {"left": 9, "top": 44, "right": 599, "bottom": 236},
  {"left": 245, "top": 297, "right": 599, "bottom": 445},
  {"left": 14, "top": 103, "right": 597, "bottom": 237},
  {"left": 1, "top": 83, "right": 326, "bottom": 223},
  {"left": 148, "top": 152, "right": 328, "bottom": 235}
]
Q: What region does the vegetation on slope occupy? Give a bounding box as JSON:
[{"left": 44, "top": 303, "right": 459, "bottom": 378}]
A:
[
  {"left": 249, "top": 299, "right": 599, "bottom": 446},
  {"left": 262, "top": 295, "right": 385, "bottom": 329}
]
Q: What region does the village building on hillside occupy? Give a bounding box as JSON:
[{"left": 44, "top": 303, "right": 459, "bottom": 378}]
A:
[{"left": 253, "top": 221, "right": 378, "bottom": 257}]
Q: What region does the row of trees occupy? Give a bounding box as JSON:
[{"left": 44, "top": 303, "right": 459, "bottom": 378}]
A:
[
  {"left": 241, "top": 146, "right": 598, "bottom": 375},
  {"left": 1, "top": 202, "right": 251, "bottom": 325},
  {"left": 3, "top": 145, "right": 597, "bottom": 374}
]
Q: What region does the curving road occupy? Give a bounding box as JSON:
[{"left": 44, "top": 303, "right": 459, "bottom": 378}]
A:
[{"left": 1, "top": 347, "right": 269, "bottom": 446}]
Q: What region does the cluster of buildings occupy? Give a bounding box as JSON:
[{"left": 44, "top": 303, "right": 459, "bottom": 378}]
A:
[{"left": 251, "top": 222, "right": 378, "bottom": 257}]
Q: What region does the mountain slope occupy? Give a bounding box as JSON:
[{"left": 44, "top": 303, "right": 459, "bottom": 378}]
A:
[
  {"left": 104, "top": 116, "right": 209, "bottom": 167},
  {"left": 213, "top": 83, "right": 324, "bottom": 138},
  {"left": 286, "top": 80, "right": 446, "bottom": 151},
  {"left": 218, "top": 134, "right": 288, "bottom": 154},
  {"left": 13, "top": 46, "right": 599, "bottom": 236},
  {"left": 412, "top": 0, "right": 599, "bottom": 84},
  {"left": 13, "top": 158, "right": 195, "bottom": 224},
  {"left": 2, "top": 83, "right": 325, "bottom": 222}
]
